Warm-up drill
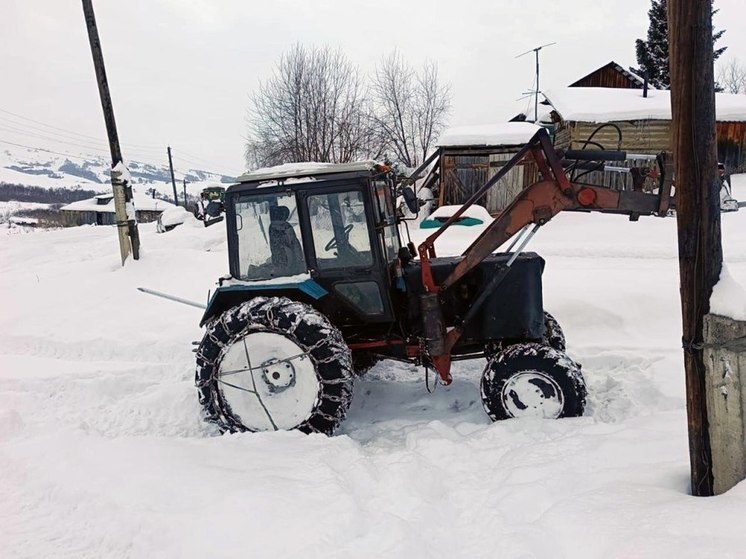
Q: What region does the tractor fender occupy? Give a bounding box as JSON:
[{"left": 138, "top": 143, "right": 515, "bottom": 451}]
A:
[{"left": 199, "top": 279, "right": 329, "bottom": 327}]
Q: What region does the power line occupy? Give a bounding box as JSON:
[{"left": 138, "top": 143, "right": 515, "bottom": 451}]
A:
[
  {"left": 0, "top": 107, "right": 164, "bottom": 151},
  {"left": 0, "top": 125, "right": 173, "bottom": 168},
  {"left": 0, "top": 138, "right": 108, "bottom": 163},
  {"left": 0, "top": 114, "right": 162, "bottom": 156},
  {"left": 0, "top": 108, "right": 239, "bottom": 176},
  {"left": 0, "top": 123, "right": 122, "bottom": 156},
  {"left": 171, "top": 154, "right": 236, "bottom": 177}
]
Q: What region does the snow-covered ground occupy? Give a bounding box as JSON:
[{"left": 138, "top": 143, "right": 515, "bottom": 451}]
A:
[{"left": 2, "top": 178, "right": 746, "bottom": 558}]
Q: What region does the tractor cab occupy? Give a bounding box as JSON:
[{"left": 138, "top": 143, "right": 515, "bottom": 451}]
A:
[{"left": 208, "top": 161, "right": 404, "bottom": 331}]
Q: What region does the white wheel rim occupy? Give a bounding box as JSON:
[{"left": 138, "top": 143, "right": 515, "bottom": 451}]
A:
[
  {"left": 217, "top": 332, "right": 319, "bottom": 431},
  {"left": 501, "top": 370, "right": 564, "bottom": 419}
]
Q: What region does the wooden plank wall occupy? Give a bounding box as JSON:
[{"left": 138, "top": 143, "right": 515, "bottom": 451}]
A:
[
  {"left": 562, "top": 120, "right": 672, "bottom": 153},
  {"left": 486, "top": 154, "right": 537, "bottom": 212},
  {"left": 716, "top": 122, "right": 746, "bottom": 172},
  {"left": 440, "top": 148, "right": 537, "bottom": 214},
  {"left": 556, "top": 119, "right": 746, "bottom": 174},
  {"left": 552, "top": 120, "right": 670, "bottom": 191}
]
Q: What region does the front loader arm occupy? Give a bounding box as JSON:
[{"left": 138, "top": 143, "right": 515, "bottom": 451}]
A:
[
  {"left": 415, "top": 128, "right": 673, "bottom": 384},
  {"left": 424, "top": 129, "right": 674, "bottom": 292},
  {"left": 440, "top": 180, "right": 671, "bottom": 291}
]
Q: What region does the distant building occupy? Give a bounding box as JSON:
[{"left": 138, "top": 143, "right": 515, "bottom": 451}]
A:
[
  {"left": 543, "top": 86, "right": 746, "bottom": 174},
  {"left": 569, "top": 61, "right": 645, "bottom": 89},
  {"left": 60, "top": 190, "right": 175, "bottom": 226}
]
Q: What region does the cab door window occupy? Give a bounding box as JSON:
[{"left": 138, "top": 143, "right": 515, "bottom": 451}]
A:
[{"left": 307, "top": 190, "right": 373, "bottom": 270}]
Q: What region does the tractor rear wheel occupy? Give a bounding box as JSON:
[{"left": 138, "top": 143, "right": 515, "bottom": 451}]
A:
[
  {"left": 480, "top": 343, "right": 586, "bottom": 421},
  {"left": 195, "top": 297, "right": 354, "bottom": 435}
]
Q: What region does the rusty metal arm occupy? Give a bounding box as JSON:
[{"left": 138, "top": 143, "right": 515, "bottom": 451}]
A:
[
  {"left": 439, "top": 154, "right": 672, "bottom": 295},
  {"left": 416, "top": 128, "right": 673, "bottom": 384},
  {"left": 417, "top": 132, "right": 544, "bottom": 292}
]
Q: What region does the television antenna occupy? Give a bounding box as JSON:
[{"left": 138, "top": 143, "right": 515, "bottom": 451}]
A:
[{"left": 516, "top": 42, "right": 556, "bottom": 123}]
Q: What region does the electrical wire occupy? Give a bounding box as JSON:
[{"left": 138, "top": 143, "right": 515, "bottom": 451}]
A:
[
  {"left": 0, "top": 107, "right": 164, "bottom": 151},
  {"left": 0, "top": 107, "right": 240, "bottom": 177},
  {"left": 0, "top": 139, "right": 108, "bottom": 162}
]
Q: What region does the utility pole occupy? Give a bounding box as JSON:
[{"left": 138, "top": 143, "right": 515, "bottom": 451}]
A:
[
  {"left": 668, "top": 0, "right": 723, "bottom": 497},
  {"left": 81, "top": 0, "right": 140, "bottom": 264},
  {"left": 167, "top": 146, "right": 179, "bottom": 206},
  {"left": 183, "top": 178, "right": 188, "bottom": 208}
]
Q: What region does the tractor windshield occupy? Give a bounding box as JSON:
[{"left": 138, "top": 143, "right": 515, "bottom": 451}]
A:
[{"left": 234, "top": 192, "right": 307, "bottom": 280}]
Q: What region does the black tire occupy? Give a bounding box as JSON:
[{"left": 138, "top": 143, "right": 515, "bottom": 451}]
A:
[
  {"left": 480, "top": 342, "right": 586, "bottom": 421},
  {"left": 195, "top": 296, "right": 354, "bottom": 435},
  {"left": 351, "top": 351, "right": 379, "bottom": 376},
  {"left": 542, "top": 311, "right": 566, "bottom": 352}
]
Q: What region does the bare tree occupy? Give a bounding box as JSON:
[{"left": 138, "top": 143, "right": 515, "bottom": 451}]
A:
[
  {"left": 246, "top": 45, "right": 377, "bottom": 168},
  {"left": 717, "top": 58, "right": 746, "bottom": 94},
  {"left": 371, "top": 51, "right": 451, "bottom": 168}
]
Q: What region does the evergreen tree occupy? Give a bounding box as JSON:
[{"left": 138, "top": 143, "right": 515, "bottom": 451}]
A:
[{"left": 632, "top": 0, "right": 726, "bottom": 89}]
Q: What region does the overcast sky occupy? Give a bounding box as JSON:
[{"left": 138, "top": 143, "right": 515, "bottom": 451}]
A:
[{"left": 2, "top": 0, "right": 745, "bottom": 177}]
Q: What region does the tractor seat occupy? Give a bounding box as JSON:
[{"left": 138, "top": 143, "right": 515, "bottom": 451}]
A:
[{"left": 268, "top": 206, "right": 305, "bottom": 273}]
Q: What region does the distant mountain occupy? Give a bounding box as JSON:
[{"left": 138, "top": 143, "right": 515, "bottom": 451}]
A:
[{"left": 0, "top": 143, "right": 236, "bottom": 203}]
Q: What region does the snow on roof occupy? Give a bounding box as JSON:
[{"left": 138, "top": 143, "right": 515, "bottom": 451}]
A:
[
  {"left": 61, "top": 189, "right": 176, "bottom": 213},
  {"left": 545, "top": 87, "right": 746, "bottom": 123},
  {"left": 438, "top": 122, "right": 542, "bottom": 147},
  {"left": 236, "top": 161, "right": 380, "bottom": 183}
]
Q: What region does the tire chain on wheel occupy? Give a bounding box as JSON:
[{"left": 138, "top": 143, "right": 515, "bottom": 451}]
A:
[
  {"left": 480, "top": 342, "right": 586, "bottom": 421},
  {"left": 195, "top": 296, "right": 354, "bottom": 435}
]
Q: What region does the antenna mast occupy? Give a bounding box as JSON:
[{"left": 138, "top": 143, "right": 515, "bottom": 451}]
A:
[{"left": 516, "top": 42, "right": 556, "bottom": 123}]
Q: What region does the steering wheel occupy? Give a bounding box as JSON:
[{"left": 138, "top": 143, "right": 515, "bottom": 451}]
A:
[{"left": 325, "top": 223, "right": 354, "bottom": 251}]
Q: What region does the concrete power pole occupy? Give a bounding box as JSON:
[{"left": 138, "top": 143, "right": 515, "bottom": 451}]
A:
[
  {"left": 81, "top": 0, "right": 140, "bottom": 264},
  {"left": 167, "top": 146, "right": 179, "bottom": 206},
  {"left": 668, "top": 0, "right": 723, "bottom": 497}
]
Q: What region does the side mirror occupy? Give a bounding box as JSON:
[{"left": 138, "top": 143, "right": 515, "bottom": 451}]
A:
[
  {"left": 203, "top": 215, "right": 224, "bottom": 228},
  {"left": 402, "top": 186, "right": 419, "bottom": 214}
]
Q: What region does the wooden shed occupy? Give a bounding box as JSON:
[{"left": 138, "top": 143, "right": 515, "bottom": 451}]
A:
[
  {"left": 569, "top": 61, "right": 644, "bottom": 90},
  {"left": 434, "top": 123, "right": 543, "bottom": 214},
  {"left": 543, "top": 87, "right": 746, "bottom": 175}
]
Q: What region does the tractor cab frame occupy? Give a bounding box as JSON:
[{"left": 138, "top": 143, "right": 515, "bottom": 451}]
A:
[{"left": 204, "top": 162, "right": 404, "bottom": 334}]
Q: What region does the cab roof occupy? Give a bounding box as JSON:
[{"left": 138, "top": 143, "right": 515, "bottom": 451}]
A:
[{"left": 233, "top": 160, "right": 384, "bottom": 186}]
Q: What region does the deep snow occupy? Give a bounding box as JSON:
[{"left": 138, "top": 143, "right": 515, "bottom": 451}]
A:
[{"left": 2, "top": 178, "right": 746, "bottom": 558}]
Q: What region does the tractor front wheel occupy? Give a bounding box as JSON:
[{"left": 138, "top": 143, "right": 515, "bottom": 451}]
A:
[
  {"left": 195, "top": 297, "right": 354, "bottom": 435},
  {"left": 542, "top": 311, "right": 566, "bottom": 352},
  {"left": 480, "top": 343, "right": 586, "bottom": 421}
]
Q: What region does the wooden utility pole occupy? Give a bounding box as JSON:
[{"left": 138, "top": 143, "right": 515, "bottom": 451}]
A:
[
  {"left": 668, "top": 0, "right": 723, "bottom": 497},
  {"left": 81, "top": 0, "right": 140, "bottom": 263},
  {"left": 183, "top": 178, "right": 188, "bottom": 208},
  {"left": 167, "top": 146, "right": 179, "bottom": 206}
]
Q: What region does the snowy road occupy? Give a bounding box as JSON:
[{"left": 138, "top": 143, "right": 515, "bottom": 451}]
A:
[{"left": 3, "top": 179, "right": 746, "bottom": 558}]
